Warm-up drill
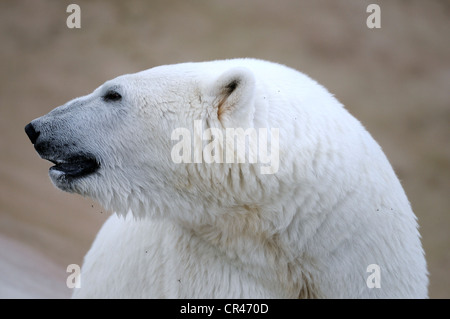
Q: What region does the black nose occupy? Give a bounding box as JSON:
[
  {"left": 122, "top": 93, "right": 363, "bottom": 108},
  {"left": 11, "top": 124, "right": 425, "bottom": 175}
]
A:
[{"left": 25, "top": 123, "right": 40, "bottom": 144}]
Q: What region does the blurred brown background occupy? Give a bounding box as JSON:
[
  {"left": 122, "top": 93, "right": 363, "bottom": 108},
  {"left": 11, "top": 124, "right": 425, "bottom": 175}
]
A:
[{"left": 0, "top": 0, "right": 448, "bottom": 298}]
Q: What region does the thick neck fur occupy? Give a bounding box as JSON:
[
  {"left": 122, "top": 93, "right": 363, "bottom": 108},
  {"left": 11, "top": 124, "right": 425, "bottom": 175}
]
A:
[{"left": 174, "top": 201, "right": 323, "bottom": 298}]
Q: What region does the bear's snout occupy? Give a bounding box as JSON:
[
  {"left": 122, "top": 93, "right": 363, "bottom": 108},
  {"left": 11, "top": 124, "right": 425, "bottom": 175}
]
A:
[
  {"left": 25, "top": 118, "right": 101, "bottom": 182},
  {"left": 25, "top": 122, "right": 40, "bottom": 145}
]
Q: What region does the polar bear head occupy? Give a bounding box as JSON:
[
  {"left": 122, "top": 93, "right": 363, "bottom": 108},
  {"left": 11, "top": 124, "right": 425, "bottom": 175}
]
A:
[{"left": 25, "top": 59, "right": 291, "bottom": 219}]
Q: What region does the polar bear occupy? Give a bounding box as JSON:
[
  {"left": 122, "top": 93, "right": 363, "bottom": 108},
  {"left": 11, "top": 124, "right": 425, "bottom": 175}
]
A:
[{"left": 25, "top": 58, "right": 428, "bottom": 298}]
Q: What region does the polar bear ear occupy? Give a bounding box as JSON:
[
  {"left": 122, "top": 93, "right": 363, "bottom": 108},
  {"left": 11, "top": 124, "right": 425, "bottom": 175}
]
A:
[{"left": 209, "top": 67, "right": 256, "bottom": 127}]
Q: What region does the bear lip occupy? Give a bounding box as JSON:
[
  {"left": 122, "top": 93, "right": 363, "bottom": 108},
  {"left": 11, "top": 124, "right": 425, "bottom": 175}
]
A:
[{"left": 47, "top": 154, "right": 99, "bottom": 178}]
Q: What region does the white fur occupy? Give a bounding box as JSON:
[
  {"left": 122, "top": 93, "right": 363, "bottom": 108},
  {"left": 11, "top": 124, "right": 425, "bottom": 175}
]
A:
[{"left": 31, "top": 58, "right": 428, "bottom": 298}]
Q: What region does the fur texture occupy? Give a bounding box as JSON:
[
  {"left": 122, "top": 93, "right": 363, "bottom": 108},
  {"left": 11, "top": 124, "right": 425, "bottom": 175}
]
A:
[{"left": 28, "top": 59, "right": 428, "bottom": 298}]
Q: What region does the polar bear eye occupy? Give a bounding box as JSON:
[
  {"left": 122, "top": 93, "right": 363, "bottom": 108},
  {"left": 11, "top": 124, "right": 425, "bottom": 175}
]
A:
[{"left": 103, "top": 90, "right": 122, "bottom": 102}]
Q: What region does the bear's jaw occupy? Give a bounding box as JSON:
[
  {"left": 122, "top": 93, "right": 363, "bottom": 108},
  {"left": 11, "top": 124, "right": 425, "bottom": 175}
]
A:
[
  {"left": 45, "top": 154, "right": 100, "bottom": 190},
  {"left": 48, "top": 155, "right": 99, "bottom": 178}
]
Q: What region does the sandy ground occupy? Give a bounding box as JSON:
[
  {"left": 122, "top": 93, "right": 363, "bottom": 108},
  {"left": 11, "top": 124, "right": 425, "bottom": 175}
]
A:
[{"left": 0, "top": 0, "right": 449, "bottom": 298}]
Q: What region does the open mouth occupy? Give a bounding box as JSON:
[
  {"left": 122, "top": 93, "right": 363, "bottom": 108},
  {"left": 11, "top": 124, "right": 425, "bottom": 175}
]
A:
[{"left": 48, "top": 155, "right": 100, "bottom": 178}]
